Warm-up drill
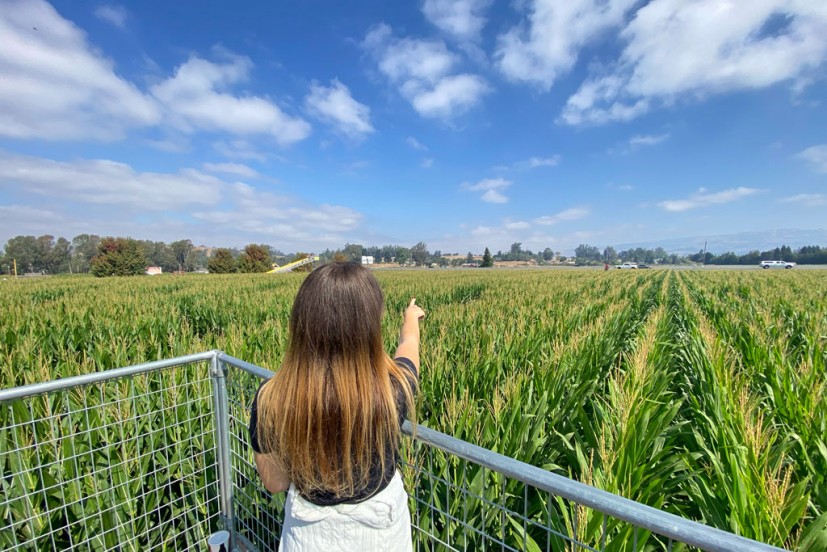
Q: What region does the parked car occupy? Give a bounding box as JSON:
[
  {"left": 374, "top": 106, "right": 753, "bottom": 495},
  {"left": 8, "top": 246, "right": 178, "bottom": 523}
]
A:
[
  {"left": 759, "top": 260, "right": 795, "bottom": 269},
  {"left": 637, "top": 263, "right": 650, "bottom": 269},
  {"left": 616, "top": 263, "right": 638, "bottom": 269}
]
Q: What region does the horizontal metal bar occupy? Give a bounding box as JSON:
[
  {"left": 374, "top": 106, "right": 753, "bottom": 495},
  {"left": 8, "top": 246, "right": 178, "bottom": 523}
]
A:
[
  {"left": 218, "top": 352, "right": 274, "bottom": 380},
  {"left": 0, "top": 350, "right": 790, "bottom": 552},
  {"left": 401, "top": 421, "right": 787, "bottom": 552},
  {"left": 0, "top": 350, "right": 218, "bottom": 402},
  {"left": 224, "top": 353, "right": 786, "bottom": 551}
]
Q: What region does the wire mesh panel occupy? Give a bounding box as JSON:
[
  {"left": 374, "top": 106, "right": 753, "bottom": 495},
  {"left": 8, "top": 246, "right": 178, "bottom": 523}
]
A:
[
  {"left": 224, "top": 362, "right": 286, "bottom": 552},
  {"left": 400, "top": 440, "right": 695, "bottom": 552},
  {"left": 222, "top": 361, "right": 685, "bottom": 552},
  {"left": 0, "top": 358, "right": 221, "bottom": 551},
  {"left": 1, "top": 352, "right": 789, "bottom": 552},
  {"left": 221, "top": 353, "right": 786, "bottom": 552}
]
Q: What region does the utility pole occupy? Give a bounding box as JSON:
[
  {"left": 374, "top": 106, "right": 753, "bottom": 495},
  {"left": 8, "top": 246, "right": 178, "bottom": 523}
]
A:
[
  {"left": 702, "top": 241, "right": 707, "bottom": 266},
  {"left": 13, "top": 258, "right": 17, "bottom": 278}
]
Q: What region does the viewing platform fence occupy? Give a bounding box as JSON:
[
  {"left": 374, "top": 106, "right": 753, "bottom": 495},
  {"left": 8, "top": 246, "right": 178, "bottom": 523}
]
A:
[{"left": 0, "top": 351, "right": 787, "bottom": 552}]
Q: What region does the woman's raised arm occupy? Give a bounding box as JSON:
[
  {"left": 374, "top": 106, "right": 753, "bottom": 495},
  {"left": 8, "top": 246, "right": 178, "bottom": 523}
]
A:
[{"left": 394, "top": 297, "right": 425, "bottom": 370}]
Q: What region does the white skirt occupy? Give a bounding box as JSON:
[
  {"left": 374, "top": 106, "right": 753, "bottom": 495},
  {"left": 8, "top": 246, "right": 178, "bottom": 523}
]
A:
[{"left": 278, "top": 470, "right": 413, "bottom": 552}]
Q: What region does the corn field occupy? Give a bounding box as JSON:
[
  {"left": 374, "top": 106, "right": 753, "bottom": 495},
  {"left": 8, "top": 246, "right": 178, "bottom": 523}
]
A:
[{"left": 1, "top": 269, "right": 825, "bottom": 551}]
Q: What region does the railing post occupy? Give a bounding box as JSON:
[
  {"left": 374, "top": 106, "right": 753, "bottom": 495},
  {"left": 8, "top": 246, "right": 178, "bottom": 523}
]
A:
[{"left": 210, "top": 350, "right": 235, "bottom": 544}]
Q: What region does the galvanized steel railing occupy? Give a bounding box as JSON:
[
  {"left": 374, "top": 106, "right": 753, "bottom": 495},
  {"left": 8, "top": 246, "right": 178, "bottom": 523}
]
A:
[{"left": 0, "top": 351, "right": 787, "bottom": 552}]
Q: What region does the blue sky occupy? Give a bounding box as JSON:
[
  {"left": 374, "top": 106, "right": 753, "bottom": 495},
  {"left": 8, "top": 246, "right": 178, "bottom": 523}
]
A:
[{"left": 1, "top": 0, "right": 826, "bottom": 254}]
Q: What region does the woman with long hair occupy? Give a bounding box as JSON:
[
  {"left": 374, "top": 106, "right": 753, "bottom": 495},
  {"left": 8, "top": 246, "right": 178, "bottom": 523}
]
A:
[{"left": 249, "top": 262, "right": 424, "bottom": 550}]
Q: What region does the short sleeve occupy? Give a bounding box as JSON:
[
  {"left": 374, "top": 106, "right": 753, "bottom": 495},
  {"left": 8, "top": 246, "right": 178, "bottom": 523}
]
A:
[
  {"left": 393, "top": 357, "right": 418, "bottom": 423},
  {"left": 248, "top": 380, "right": 269, "bottom": 454}
]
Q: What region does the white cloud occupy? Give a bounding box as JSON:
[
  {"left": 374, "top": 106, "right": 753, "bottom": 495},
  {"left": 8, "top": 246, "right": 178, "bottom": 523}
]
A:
[
  {"left": 481, "top": 189, "right": 508, "bottom": 203},
  {"left": 609, "top": 133, "right": 671, "bottom": 154},
  {"left": 305, "top": 79, "right": 374, "bottom": 138},
  {"left": 421, "top": 158, "right": 434, "bottom": 168},
  {"left": 495, "top": 154, "right": 562, "bottom": 171},
  {"left": 410, "top": 73, "right": 489, "bottom": 118},
  {"left": 0, "top": 2, "right": 314, "bottom": 146},
  {"left": 150, "top": 53, "right": 311, "bottom": 144},
  {"left": 0, "top": 0, "right": 160, "bottom": 140},
  {"left": 0, "top": 152, "right": 363, "bottom": 250},
  {"left": 561, "top": 1, "right": 827, "bottom": 125},
  {"left": 658, "top": 187, "right": 761, "bottom": 212},
  {"left": 363, "top": 24, "right": 489, "bottom": 119},
  {"left": 192, "top": 182, "right": 362, "bottom": 239},
  {"left": 496, "top": 0, "right": 638, "bottom": 89},
  {"left": 795, "top": 144, "right": 827, "bottom": 173},
  {"left": 463, "top": 177, "right": 511, "bottom": 191},
  {"left": 365, "top": 24, "right": 456, "bottom": 81},
  {"left": 606, "top": 182, "right": 637, "bottom": 192},
  {"left": 524, "top": 155, "right": 561, "bottom": 168},
  {"left": 202, "top": 162, "right": 261, "bottom": 179},
  {"left": 528, "top": 157, "right": 557, "bottom": 168},
  {"left": 534, "top": 207, "right": 589, "bottom": 225},
  {"left": 462, "top": 177, "right": 512, "bottom": 203},
  {"left": 0, "top": 204, "right": 66, "bottom": 224},
  {"left": 213, "top": 139, "right": 269, "bottom": 162},
  {"left": 422, "top": 0, "right": 492, "bottom": 43},
  {"left": 94, "top": 5, "right": 127, "bottom": 28},
  {"left": 146, "top": 136, "right": 191, "bottom": 153},
  {"left": 504, "top": 220, "right": 530, "bottom": 230},
  {"left": 629, "top": 133, "right": 670, "bottom": 147},
  {"left": 407, "top": 136, "right": 428, "bottom": 150},
  {"left": 455, "top": 215, "right": 600, "bottom": 255},
  {"left": 0, "top": 150, "right": 222, "bottom": 210},
  {"left": 781, "top": 193, "right": 827, "bottom": 206}
]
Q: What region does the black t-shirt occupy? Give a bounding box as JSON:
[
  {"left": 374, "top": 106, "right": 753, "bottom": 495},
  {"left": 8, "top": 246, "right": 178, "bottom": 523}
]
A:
[{"left": 248, "top": 357, "right": 418, "bottom": 506}]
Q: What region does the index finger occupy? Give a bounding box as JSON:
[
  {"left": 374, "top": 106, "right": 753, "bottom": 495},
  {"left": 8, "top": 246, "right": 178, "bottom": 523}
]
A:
[{"left": 408, "top": 297, "right": 417, "bottom": 307}]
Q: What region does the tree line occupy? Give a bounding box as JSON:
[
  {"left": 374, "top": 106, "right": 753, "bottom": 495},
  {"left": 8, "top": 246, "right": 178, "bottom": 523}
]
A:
[
  {"left": 686, "top": 245, "right": 827, "bottom": 265},
  {"left": 4, "top": 234, "right": 826, "bottom": 277},
  {"left": 1, "top": 234, "right": 196, "bottom": 275},
  {"left": 572, "top": 243, "right": 827, "bottom": 265},
  {"left": 0, "top": 235, "right": 312, "bottom": 277}
]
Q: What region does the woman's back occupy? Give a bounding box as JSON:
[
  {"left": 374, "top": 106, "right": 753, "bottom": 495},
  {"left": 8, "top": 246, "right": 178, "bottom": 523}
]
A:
[{"left": 249, "top": 262, "right": 425, "bottom": 550}]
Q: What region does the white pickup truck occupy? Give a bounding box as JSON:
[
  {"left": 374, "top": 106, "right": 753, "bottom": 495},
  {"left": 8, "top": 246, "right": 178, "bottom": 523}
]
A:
[
  {"left": 759, "top": 260, "right": 795, "bottom": 269},
  {"left": 616, "top": 263, "right": 638, "bottom": 269}
]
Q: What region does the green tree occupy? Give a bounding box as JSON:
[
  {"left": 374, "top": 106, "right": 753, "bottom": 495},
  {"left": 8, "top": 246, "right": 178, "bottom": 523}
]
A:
[
  {"left": 170, "top": 239, "right": 194, "bottom": 272},
  {"left": 575, "top": 244, "right": 601, "bottom": 264},
  {"left": 508, "top": 242, "right": 523, "bottom": 261},
  {"left": 380, "top": 245, "right": 397, "bottom": 263},
  {"left": 603, "top": 246, "right": 618, "bottom": 263},
  {"left": 411, "top": 241, "right": 429, "bottom": 266},
  {"left": 481, "top": 247, "right": 493, "bottom": 267},
  {"left": 395, "top": 246, "right": 410, "bottom": 265},
  {"left": 140, "top": 241, "right": 177, "bottom": 272},
  {"left": 542, "top": 247, "right": 554, "bottom": 261},
  {"left": 90, "top": 238, "right": 148, "bottom": 277},
  {"left": 3, "top": 235, "right": 41, "bottom": 272},
  {"left": 36, "top": 235, "right": 55, "bottom": 271},
  {"left": 237, "top": 244, "right": 272, "bottom": 273},
  {"left": 343, "top": 243, "right": 364, "bottom": 262},
  {"left": 184, "top": 249, "right": 208, "bottom": 271},
  {"left": 47, "top": 237, "right": 72, "bottom": 273},
  {"left": 208, "top": 248, "right": 236, "bottom": 273},
  {"left": 70, "top": 234, "right": 101, "bottom": 273},
  {"left": 466, "top": 251, "right": 474, "bottom": 264}
]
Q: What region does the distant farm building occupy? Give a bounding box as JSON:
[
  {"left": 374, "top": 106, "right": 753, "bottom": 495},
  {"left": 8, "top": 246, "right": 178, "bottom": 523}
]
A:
[
  {"left": 361, "top": 256, "right": 374, "bottom": 265},
  {"left": 145, "top": 266, "right": 163, "bottom": 276}
]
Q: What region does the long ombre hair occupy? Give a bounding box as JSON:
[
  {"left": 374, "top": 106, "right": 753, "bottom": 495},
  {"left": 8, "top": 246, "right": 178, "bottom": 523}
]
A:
[{"left": 256, "top": 262, "right": 416, "bottom": 498}]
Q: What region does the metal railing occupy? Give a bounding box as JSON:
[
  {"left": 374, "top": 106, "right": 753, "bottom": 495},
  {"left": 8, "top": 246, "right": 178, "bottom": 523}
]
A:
[{"left": 0, "top": 351, "right": 788, "bottom": 552}]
